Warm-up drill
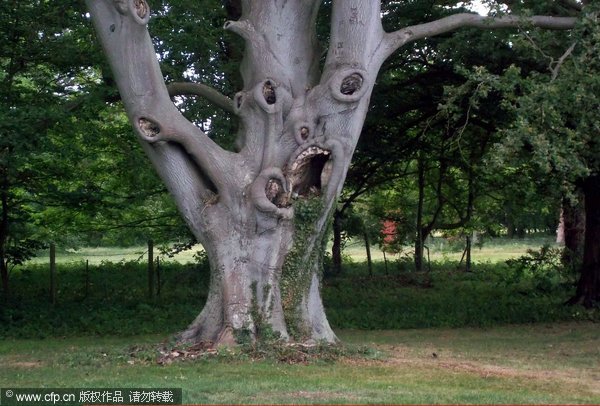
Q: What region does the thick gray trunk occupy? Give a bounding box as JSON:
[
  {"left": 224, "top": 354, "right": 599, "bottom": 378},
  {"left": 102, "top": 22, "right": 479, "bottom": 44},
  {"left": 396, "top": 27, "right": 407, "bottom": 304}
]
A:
[
  {"left": 85, "top": 0, "right": 386, "bottom": 345},
  {"left": 85, "top": 0, "right": 577, "bottom": 346}
]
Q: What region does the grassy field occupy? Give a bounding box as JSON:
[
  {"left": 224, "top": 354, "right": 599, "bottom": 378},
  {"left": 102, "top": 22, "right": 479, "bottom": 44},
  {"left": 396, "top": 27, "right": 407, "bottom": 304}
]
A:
[
  {"left": 342, "top": 236, "right": 558, "bottom": 264},
  {"left": 1, "top": 322, "right": 598, "bottom": 404},
  {"left": 29, "top": 236, "right": 556, "bottom": 265},
  {"left": 6, "top": 236, "right": 598, "bottom": 404},
  {"left": 5, "top": 236, "right": 594, "bottom": 339},
  {"left": 26, "top": 245, "right": 201, "bottom": 265}
]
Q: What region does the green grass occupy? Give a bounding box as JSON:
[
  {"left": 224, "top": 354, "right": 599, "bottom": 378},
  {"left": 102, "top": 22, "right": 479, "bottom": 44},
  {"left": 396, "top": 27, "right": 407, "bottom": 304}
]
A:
[
  {"left": 28, "top": 236, "right": 556, "bottom": 265},
  {"left": 1, "top": 323, "right": 598, "bottom": 404},
  {"left": 342, "top": 235, "right": 558, "bottom": 264},
  {"left": 26, "top": 245, "right": 203, "bottom": 265},
  {"left": 2, "top": 239, "right": 599, "bottom": 404},
  {"left": 3, "top": 244, "right": 598, "bottom": 339}
]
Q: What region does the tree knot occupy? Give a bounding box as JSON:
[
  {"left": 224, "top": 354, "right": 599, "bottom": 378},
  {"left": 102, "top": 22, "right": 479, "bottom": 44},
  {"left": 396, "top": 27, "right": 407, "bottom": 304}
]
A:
[
  {"left": 330, "top": 68, "right": 369, "bottom": 103},
  {"left": 133, "top": 0, "right": 149, "bottom": 19},
  {"left": 138, "top": 118, "right": 160, "bottom": 138},
  {"left": 340, "top": 73, "right": 363, "bottom": 95}
]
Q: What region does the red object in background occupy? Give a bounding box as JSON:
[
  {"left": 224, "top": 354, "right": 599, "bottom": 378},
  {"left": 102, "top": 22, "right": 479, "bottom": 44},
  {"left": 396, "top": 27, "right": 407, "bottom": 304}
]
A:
[{"left": 381, "top": 219, "right": 397, "bottom": 245}]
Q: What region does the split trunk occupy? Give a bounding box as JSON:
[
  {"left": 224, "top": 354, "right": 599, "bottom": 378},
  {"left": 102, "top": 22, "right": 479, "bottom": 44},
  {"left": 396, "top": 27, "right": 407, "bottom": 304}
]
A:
[{"left": 86, "top": 0, "right": 391, "bottom": 345}]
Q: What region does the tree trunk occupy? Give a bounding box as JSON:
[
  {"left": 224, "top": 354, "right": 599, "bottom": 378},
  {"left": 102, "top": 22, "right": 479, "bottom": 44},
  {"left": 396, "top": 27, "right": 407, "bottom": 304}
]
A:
[
  {"left": 0, "top": 174, "right": 9, "bottom": 303},
  {"left": 85, "top": 0, "right": 577, "bottom": 346},
  {"left": 331, "top": 209, "right": 343, "bottom": 275},
  {"left": 50, "top": 243, "right": 56, "bottom": 305},
  {"left": 415, "top": 153, "right": 425, "bottom": 272},
  {"left": 86, "top": 0, "right": 390, "bottom": 345},
  {"left": 0, "top": 260, "right": 7, "bottom": 304},
  {"left": 568, "top": 176, "right": 600, "bottom": 308},
  {"left": 561, "top": 194, "right": 585, "bottom": 269},
  {"left": 147, "top": 239, "right": 154, "bottom": 300},
  {"left": 465, "top": 234, "right": 472, "bottom": 273},
  {"left": 363, "top": 229, "right": 373, "bottom": 277}
]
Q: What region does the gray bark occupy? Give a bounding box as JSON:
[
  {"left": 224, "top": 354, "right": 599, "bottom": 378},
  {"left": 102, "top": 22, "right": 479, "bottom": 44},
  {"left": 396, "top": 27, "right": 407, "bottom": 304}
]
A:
[{"left": 85, "top": 0, "right": 577, "bottom": 346}]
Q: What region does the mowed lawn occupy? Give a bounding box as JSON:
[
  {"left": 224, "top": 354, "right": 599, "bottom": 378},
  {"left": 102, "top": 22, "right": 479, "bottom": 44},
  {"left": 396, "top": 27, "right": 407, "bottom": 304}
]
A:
[
  {"left": 1, "top": 322, "right": 598, "bottom": 404},
  {"left": 26, "top": 237, "right": 556, "bottom": 266}
]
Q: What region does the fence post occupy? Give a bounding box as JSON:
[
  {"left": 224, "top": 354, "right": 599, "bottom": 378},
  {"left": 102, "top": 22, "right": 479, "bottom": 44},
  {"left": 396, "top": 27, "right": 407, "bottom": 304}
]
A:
[
  {"left": 148, "top": 240, "right": 154, "bottom": 299},
  {"left": 85, "top": 259, "right": 90, "bottom": 299},
  {"left": 156, "top": 256, "right": 161, "bottom": 297},
  {"left": 50, "top": 243, "right": 56, "bottom": 305}
]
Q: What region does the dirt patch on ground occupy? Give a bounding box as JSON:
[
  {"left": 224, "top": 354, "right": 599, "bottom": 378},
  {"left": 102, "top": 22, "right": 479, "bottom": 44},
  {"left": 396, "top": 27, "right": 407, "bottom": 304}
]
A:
[
  {"left": 3, "top": 358, "right": 44, "bottom": 368},
  {"left": 282, "top": 391, "right": 359, "bottom": 402},
  {"left": 356, "top": 344, "right": 600, "bottom": 395}
]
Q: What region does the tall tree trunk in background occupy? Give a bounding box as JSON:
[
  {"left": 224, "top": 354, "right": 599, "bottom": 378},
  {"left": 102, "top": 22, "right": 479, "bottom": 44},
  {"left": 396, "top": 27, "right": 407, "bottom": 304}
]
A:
[
  {"left": 415, "top": 153, "right": 425, "bottom": 272},
  {"left": 465, "top": 235, "right": 472, "bottom": 273},
  {"left": 331, "top": 209, "right": 343, "bottom": 275},
  {"left": 569, "top": 176, "right": 600, "bottom": 308},
  {"left": 363, "top": 229, "right": 373, "bottom": 277},
  {"left": 0, "top": 174, "right": 9, "bottom": 303},
  {"left": 464, "top": 163, "right": 475, "bottom": 273},
  {"left": 85, "top": 0, "right": 576, "bottom": 345},
  {"left": 561, "top": 194, "right": 586, "bottom": 270}
]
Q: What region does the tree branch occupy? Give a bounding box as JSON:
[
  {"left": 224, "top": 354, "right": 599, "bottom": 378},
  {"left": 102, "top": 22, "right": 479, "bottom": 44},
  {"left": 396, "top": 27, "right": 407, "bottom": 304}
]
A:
[
  {"left": 325, "top": 0, "right": 385, "bottom": 70},
  {"left": 551, "top": 41, "right": 577, "bottom": 81},
  {"left": 382, "top": 13, "right": 577, "bottom": 60},
  {"left": 85, "top": 0, "right": 235, "bottom": 195},
  {"left": 167, "top": 82, "right": 234, "bottom": 114}
]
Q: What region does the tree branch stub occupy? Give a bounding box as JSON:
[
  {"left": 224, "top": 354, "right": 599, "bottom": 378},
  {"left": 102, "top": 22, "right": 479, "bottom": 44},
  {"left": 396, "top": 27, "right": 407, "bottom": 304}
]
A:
[{"left": 330, "top": 68, "right": 369, "bottom": 103}]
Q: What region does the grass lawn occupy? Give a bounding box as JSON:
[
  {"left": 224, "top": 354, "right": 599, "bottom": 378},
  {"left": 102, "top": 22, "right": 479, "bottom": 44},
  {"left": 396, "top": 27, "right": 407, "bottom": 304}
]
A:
[
  {"left": 27, "top": 236, "right": 556, "bottom": 266},
  {"left": 1, "top": 322, "right": 598, "bottom": 404},
  {"left": 342, "top": 236, "right": 558, "bottom": 264}
]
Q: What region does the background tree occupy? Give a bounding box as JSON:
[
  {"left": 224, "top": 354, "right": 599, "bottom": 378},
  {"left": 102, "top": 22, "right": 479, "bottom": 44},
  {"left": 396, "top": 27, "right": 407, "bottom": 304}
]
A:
[
  {"left": 0, "top": 1, "right": 98, "bottom": 301},
  {"left": 0, "top": 1, "right": 194, "bottom": 303},
  {"left": 335, "top": 1, "right": 566, "bottom": 274},
  {"left": 483, "top": 7, "right": 600, "bottom": 307}
]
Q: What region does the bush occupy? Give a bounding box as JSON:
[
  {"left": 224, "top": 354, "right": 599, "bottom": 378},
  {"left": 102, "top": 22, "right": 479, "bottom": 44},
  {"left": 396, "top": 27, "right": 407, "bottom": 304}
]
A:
[
  {"left": 503, "top": 245, "right": 578, "bottom": 295},
  {"left": 323, "top": 258, "right": 595, "bottom": 330},
  {"left": 0, "top": 260, "right": 210, "bottom": 339},
  {"left": 0, "top": 253, "right": 596, "bottom": 339}
]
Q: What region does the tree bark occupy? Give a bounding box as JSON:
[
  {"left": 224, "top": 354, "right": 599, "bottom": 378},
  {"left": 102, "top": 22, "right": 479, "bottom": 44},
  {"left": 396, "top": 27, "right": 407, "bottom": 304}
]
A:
[
  {"left": 85, "top": 0, "right": 578, "bottom": 345},
  {"left": 568, "top": 176, "right": 600, "bottom": 308}
]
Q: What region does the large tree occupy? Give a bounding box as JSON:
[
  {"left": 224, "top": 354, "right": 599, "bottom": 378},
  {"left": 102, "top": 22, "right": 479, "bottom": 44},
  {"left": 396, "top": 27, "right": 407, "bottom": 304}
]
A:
[
  {"left": 0, "top": 0, "right": 97, "bottom": 301},
  {"left": 85, "top": 0, "right": 577, "bottom": 345},
  {"left": 488, "top": 6, "right": 600, "bottom": 307}
]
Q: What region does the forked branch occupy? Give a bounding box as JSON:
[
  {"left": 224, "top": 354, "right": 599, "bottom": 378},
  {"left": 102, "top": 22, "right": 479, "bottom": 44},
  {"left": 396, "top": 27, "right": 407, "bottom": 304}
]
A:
[{"left": 85, "top": 0, "right": 235, "bottom": 191}]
